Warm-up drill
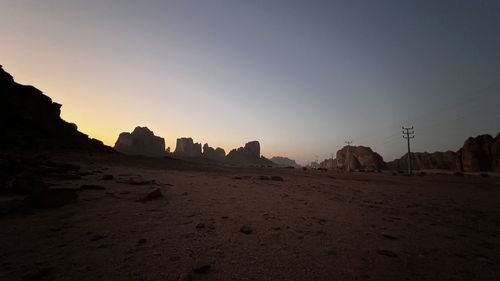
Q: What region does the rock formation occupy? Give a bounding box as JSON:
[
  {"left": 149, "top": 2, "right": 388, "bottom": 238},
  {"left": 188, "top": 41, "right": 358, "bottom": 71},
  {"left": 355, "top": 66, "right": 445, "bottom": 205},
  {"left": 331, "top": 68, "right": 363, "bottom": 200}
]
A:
[
  {"left": 114, "top": 127, "right": 166, "bottom": 157},
  {"left": 0, "top": 65, "right": 110, "bottom": 152},
  {"left": 336, "top": 145, "right": 385, "bottom": 170},
  {"left": 386, "top": 151, "right": 459, "bottom": 171},
  {"left": 226, "top": 141, "right": 274, "bottom": 166},
  {"left": 202, "top": 143, "right": 225, "bottom": 161},
  {"left": 270, "top": 156, "right": 301, "bottom": 168},
  {"left": 457, "top": 134, "right": 499, "bottom": 172},
  {"left": 174, "top": 138, "right": 202, "bottom": 158},
  {"left": 244, "top": 141, "right": 260, "bottom": 158}
]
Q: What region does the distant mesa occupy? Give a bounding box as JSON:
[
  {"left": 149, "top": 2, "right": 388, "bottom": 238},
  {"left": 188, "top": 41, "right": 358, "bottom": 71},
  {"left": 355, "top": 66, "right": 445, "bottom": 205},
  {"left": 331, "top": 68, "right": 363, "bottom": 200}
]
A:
[
  {"left": 0, "top": 65, "right": 110, "bottom": 152},
  {"left": 271, "top": 156, "right": 301, "bottom": 168},
  {"left": 114, "top": 126, "right": 166, "bottom": 157},
  {"left": 203, "top": 143, "right": 226, "bottom": 161},
  {"left": 226, "top": 141, "right": 274, "bottom": 166},
  {"left": 386, "top": 151, "right": 459, "bottom": 171},
  {"left": 174, "top": 137, "right": 202, "bottom": 158}
]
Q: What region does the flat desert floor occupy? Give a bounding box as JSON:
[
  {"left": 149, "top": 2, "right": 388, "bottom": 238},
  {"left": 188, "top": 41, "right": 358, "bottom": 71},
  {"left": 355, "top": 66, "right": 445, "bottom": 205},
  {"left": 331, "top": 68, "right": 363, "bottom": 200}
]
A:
[{"left": 1, "top": 153, "right": 500, "bottom": 281}]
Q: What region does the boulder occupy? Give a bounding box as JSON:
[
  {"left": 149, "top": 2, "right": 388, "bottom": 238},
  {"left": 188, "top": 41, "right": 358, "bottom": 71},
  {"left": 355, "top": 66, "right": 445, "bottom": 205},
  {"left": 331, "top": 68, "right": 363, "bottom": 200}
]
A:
[
  {"left": 174, "top": 138, "right": 202, "bottom": 158},
  {"left": 0, "top": 65, "right": 111, "bottom": 152},
  {"left": 202, "top": 143, "right": 225, "bottom": 161},
  {"left": 336, "top": 145, "right": 385, "bottom": 171},
  {"left": 114, "top": 127, "right": 166, "bottom": 157}
]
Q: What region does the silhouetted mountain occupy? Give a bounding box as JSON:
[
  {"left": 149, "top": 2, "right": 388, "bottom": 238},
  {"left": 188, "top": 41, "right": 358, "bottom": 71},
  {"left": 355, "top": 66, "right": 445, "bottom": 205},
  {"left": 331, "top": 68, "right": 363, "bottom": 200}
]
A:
[
  {"left": 0, "top": 65, "right": 111, "bottom": 152},
  {"left": 270, "top": 156, "right": 301, "bottom": 168},
  {"left": 114, "top": 126, "right": 166, "bottom": 157}
]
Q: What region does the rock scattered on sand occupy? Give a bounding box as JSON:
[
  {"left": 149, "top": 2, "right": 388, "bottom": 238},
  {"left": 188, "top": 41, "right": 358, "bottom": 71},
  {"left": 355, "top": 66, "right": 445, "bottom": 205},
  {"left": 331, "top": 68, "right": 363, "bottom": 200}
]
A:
[
  {"left": 177, "top": 273, "right": 193, "bottom": 281},
  {"left": 192, "top": 262, "right": 211, "bottom": 274},
  {"left": 89, "top": 234, "right": 104, "bottom": 242},
  {"left": 377, "top": 249, "right": 398, "bottom": 258},
  {"left": 271, "top": 176, "right": 284, "bottom": 181},
  {"left": 102, "top": 174, "right": 114, "bottom": 180},
  {"left": 0, "top": 198, "right": 25, "bottom": 215},
  {"left": 25, "top": 188, "right": 78, "bottom": 208},
  {"left": 22, "top": 266, "right": 51, "bottom": 281},
  {"left": 240, "top": 225, "right": 253, "bottom": 234},
  {"left": 80, "top": 184, "right": 105, "bottom": 191},
  {"left": 136, "top": 188, "right": 163, "bottom": 202},
  {"left": 6, "top": 174, "right": 47, "bottom": 195}
]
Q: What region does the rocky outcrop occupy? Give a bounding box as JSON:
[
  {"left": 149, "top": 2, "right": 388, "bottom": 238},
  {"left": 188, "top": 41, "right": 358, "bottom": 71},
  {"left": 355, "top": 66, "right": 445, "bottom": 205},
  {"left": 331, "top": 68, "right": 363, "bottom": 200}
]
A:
[
  {"left": 0, "top": 65, "right": 110, "bottom": 152},
  {"left": 226, "top": 141, "right": 274, "bottom": 166},
  {"left": 202, "top": 143, "right": 225, "bottom": 161},
  {"left": 458, "top": 134, "right": 499, "bottom": 172},
  {"left": 492, "top": 133, "right": 500, "bottom": 172},
  {"left": 270, "top": 156, "right": 301, "bottom": 168},
  {"left": 114, "top": 127, "right": 166, "bottom": 157},
  {"left": 336, "top": 146, "right": 385, "bottom": 170},
  {"left": 386, "top": 151, "right": 459, "bottom": 171},
  {"left": 174, "top": 138, "right": 202, "bottom": 158},
  {"left": 244, "top": 141, "right": 260, "bottom": 158}
]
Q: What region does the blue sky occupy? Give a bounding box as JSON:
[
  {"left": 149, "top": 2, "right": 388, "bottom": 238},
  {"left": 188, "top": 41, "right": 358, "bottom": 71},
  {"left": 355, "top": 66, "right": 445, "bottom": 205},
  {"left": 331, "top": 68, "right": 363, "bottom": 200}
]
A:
[{"left": 1, "top": 0, "right": 499, "bottom": 164}]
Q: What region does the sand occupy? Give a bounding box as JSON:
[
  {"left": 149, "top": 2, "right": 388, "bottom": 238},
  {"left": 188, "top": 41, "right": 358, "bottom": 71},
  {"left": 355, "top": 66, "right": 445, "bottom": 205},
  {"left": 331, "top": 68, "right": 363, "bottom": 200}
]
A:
[{"left": 1, "top": 153, "right": 499, "bottom": 281}]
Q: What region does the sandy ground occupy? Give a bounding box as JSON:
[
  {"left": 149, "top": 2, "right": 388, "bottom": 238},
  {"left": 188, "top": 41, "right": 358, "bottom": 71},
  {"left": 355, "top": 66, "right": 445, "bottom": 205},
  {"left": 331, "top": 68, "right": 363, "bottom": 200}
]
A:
[{"left": 1, "top": 154, "right": 500, "bottom": 281}]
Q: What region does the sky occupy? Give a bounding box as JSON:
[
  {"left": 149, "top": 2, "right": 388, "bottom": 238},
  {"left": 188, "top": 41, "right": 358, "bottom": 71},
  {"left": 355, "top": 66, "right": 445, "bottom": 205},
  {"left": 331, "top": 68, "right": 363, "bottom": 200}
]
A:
[{"left": 1, "top": 0, "right": 499, "bottom": 164}]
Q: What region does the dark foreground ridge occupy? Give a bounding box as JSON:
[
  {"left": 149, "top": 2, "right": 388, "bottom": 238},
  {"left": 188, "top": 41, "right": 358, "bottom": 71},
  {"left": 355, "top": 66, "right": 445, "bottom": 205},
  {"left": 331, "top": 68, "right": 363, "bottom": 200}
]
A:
[{"left": 0, "top": 65, "right": 112, "bottom": 152}]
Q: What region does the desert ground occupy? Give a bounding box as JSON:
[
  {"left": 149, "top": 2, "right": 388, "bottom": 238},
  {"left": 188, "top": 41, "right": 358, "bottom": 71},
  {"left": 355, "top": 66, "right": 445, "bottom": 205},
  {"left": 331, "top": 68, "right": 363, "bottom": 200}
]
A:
[{"left": 1, "top": 153, "right": 499, "bottom": 281}]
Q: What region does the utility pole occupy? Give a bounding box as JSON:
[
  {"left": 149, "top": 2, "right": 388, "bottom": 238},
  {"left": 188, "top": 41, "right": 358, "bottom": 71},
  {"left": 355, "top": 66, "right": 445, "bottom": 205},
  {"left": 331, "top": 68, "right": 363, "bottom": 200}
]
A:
[
  {"left": 402, "top": 126, "right": 415, "bottom": 175},
  {"left": 345, "top": 141, "right": 353, "bottom": 172}
]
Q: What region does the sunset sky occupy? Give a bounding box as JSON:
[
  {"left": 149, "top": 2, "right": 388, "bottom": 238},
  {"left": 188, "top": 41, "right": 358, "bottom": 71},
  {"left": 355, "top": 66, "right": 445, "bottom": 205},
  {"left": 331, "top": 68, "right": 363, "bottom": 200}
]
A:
[{"left": 1, "top": 0, "right": 499, "bottom": 164}]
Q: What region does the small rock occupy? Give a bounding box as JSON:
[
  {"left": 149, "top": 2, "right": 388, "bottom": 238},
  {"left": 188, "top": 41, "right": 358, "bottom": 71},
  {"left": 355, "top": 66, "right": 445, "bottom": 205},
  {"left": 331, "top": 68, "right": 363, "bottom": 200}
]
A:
[
  {"left": 80, "top": 184, "right": 105, "bottom": 191},
  {"left": 170, "top": 256, "right": 181, "bottom": 261},
  {"left": 137, "top": 238, "right": 147, "bottom": 245},
  {"left": 7, "top": 174, "right": 47, "bottom": 195},
  {"left": 195, "top": 223, "right": 205, "bottom": 229},
  {"left": 382, "top": 234, "right": 397, "bottom": 240},
  {"left": 271, "top": 176, "right": 284, "bottom": 181},
  {"left": 102, "top": 174, "right": 114, "bottom": 180},
  {"left": 137, "top": 188, "right": 163, "bottom": 202},
  {"left": 25, "top": 188, "right": 78, "bottom": 208},
  {"left": 377, "top": 249, "right": 398, "bottom": 258},
  {"left": 192, "top": 262, "right": 211, "bottom": 274},
  {"left": 0, "top": 198, "right": 25, "bottom": 215},
  {"left": 177, "top": 273, "right": 193, "bottom": 281},
  {"left": 240, "top": 225, "right": 253, "bottom": 234},
  {"left": 22, "top": 266, "right": 51, "bottom": 281},
  {"left": 90, "top": 234, "right": 104, "bottom": 242}
]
